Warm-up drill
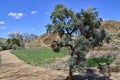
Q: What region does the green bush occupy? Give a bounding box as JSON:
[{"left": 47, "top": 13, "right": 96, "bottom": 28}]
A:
[
  {"left": 0, "top": 47, "right": 2, "bottom": 51},
  {"left": 2, "top": 44, "right": 7, "bottom": 50},
  {"left": 1, "top": 43, "right": 22, "bottom": 50},
  {"left": 12, "top": 44, "right": 18, "bottom": 50},
  {"left": 85, "top": 56, "right": 114, "bottom": 67},
  {"left": 2, "top": 44, "right": 13, "bottom": 50},
  {"left": 6, "top": 38, "right": 21, "bottom": 47}
]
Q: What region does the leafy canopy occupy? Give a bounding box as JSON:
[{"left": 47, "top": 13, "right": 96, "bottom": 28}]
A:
[{"left": 46, "top": 4, "right": 110, "bottom": 71}]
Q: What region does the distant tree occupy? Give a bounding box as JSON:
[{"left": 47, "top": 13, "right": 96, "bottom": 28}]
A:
[
  {"left": 29, "top": 34, "right": 38, "bottom": 41},
  {"left": 11, "top": 38, "right": 20, "bottom": 46},
  {"left": 46, "top": 4, "right": 110, "bottom": 80},
  {"left": 7, "top": 32, "right": 15, "bottom": 39},
  {"left": 8, "top": 31, "right": 23, "bottom": 41},
  {"left": 7, "top": 31, "right": 38, "bottom": 47},
  {"left": 6, "top": 38, "right": 11, "bottom": 44},
  {"left": 23, "top": 33, "right": 38, "bottom": 42},
  {"left": 7, "top": 31, "right": 23, "bottom": 47},
  {"left": 23, "top": 33, "right": 30, "bottom": 42}
]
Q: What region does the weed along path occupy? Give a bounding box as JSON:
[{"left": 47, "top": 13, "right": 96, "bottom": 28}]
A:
[{"left": 0, "top": 50, "right": 67, "bottom": 80}]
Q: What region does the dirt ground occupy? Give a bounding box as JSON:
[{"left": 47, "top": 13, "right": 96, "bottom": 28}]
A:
[
  {"left": 0, "top": 50, "right": 67, "bottom": 80},
  {"left": 0, "top": 50, "right": 120, "bottom": 80}
]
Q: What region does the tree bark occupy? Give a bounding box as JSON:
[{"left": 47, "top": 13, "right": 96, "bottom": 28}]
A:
[{"left": 68, "top": 67, "right": 73, "bottom": 80}]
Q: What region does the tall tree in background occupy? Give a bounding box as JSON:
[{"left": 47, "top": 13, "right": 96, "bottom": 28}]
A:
[
  {"left": 6, "top": 38, "right": 11, "bottom": 44},
  {"left": 46, "top": 4, "right": 110, "bottom": 80},
  {"left": 11, "top": 38, "right": 20, "bottom": 46},
  {"left": 23, "top": 33, "right": 38, "bottom": 42}
]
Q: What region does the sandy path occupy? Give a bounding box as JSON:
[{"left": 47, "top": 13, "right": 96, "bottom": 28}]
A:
[{"left": 0, "top": 50, "right": 67, "bottom": 80}]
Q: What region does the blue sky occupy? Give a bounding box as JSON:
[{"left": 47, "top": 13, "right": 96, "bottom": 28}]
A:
[{"left": 0, "top": 0, "right": 120, "bottom": 38}]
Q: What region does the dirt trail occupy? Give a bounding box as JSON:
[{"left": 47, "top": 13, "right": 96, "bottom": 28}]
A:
[
  {"left": 0, "top": 50, "right": 67, "bottom": 80},
  {"left": 0, "top": 50, "right": 120, "bottom": 80}
]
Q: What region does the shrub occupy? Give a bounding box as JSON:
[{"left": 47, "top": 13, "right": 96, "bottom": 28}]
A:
[
  {"left": 2, "top": 44, "right": 7, "bottom": 50},
  {"left": 6, "top": 38, "right": 21, "bottom": 47},
  {"left": 0, "top": 47, "right": 2, "bottom": 51},
  {"left": 12, "top": 44, "right": 18, "bottom": 50},
  {"left": 85, "top": 56, "right": 115, "bottom": 80},
  {"left": 2, "top": 44, "right": 13, "bottom": 50},
  {"left": 6, "top": 38, "right": 11, "bottom": 44},
  {"left": 85, "top": 56, "right": 114, "bottom": 67},
  {"left": 11, "top": 38, "right": 20, "bottom": 46}
]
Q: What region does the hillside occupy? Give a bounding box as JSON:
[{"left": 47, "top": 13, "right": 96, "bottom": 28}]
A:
[
  {"left": 101, "top": 20, "right": 120, "bottom": 38},
  {"left": 100, "top": 20, "right": 120, "bottom": 51},
  {"left": 102, "top": 20, "right": 120, "bottom": 31},
  {"left": 25, "top": 20, "right": 120, "bottom": 49},
  {"left": 25, "top": 32, "right": 59, "bottom": 49}
]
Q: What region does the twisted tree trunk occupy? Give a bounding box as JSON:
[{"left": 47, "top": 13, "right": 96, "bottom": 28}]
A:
[{"left": 68, "top": 67, "right": 73, "bottom": 80}]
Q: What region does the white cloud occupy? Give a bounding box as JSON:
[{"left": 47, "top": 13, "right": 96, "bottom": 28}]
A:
[
  {"left": 0, "top": 26, "right": 7, "bottom": 29},
  {"left": 30, "top": 10, "right": 37, "bottom": 14},
  {"left": 0, "top": 21, "right": 5, "bottom": 25},
  {"left": 8, "top": 12, "right": 25, "bottom": 19}
]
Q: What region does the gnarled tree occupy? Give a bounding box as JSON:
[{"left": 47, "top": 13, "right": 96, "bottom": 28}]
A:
[{"left": 46, "top": 4, "right": 110, "bottom": 80}]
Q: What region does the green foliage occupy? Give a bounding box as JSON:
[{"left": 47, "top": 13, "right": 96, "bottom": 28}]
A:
[
  {"left": 11, "top": 38, "right": 20, "bottom": 46},
  {"left": 11, "top": 48, "right": 68, "bottom": 66},
  {"left": 45, "top": 24, "right": 54, "bottom": 33},
  {"left": 6, "top": 38, "right": 21, "bottom": 47},
  {"left": 51, "top": 41, "right": 61, "bottom": 52},
  {"left": 0, "top": 47, "right": 2, "bottom": 51},
  {"left": 6, "top": 38, "right": 11, "bottom": 44},
  {"left": 1, "top": 44, "right": 13, "bottom": 50},
  {"left": 85, "top": 56, "right": 114, "bottom": 67},
  {"left": 1, "top": 38, "right": 23, "bottom": 50},
  {"left": 0, "top": 41, "right": 19, "bottom": 50}
]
